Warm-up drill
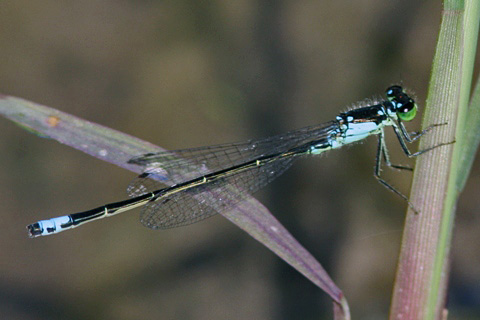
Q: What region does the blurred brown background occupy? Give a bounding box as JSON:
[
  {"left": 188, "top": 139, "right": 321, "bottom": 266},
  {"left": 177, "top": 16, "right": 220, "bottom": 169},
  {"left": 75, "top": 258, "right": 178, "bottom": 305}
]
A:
[{"left": 0, "top": 1, "right": 479, "bottom": 319}]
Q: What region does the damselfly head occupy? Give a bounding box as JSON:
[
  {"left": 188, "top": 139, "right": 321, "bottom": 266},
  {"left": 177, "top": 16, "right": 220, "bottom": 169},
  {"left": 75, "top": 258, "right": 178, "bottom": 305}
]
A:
[{"left": 385, "top": 85, "right": 417, "bottom": 122}]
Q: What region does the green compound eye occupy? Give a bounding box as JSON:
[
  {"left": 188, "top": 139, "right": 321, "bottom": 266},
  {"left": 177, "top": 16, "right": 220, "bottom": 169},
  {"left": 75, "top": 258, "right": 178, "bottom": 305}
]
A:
[
  {"left": 397, "top": 99, "right": 417, "bottom": 121},
  {"left": 385, "top": 86, "right": 417, "bottom": 122}
]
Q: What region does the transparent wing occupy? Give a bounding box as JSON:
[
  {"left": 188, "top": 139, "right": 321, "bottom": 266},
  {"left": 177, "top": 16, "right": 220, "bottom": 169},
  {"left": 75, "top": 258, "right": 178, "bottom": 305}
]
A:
[
  {"left": 128, "top": 121, "right": 336, "bottom": 191},
  {"left": 127, "top": 167, "right": 168, "bottom": 198},
  {"left": 140, "top": 155, "right": 296, "bottom": 229}
]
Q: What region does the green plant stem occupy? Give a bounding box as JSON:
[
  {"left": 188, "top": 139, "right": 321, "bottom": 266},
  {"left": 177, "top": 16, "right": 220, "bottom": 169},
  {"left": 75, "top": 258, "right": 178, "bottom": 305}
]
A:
[{"left": 390, "top": 1, "right": 480, "bottom": 319}]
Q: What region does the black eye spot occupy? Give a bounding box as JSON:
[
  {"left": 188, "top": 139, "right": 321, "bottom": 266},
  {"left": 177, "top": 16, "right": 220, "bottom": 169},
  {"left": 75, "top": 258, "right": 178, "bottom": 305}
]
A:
[{"left": 386, "top": 85, "right": 403, "bottom": 98}]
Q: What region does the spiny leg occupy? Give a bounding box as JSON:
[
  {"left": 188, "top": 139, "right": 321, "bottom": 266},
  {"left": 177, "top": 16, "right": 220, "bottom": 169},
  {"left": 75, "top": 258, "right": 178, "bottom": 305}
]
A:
[
  {"left": 399, "top": 121, "right": 448, "bottom": 142},
  {"left": 381, "top": 135, "right": 413, "bottom": 171},
  {"left": 375, "top": 121, "right": 454, "bottom": 214},
  {"left": 392, "top": 122, "right": 454, "bottom": 157},
  {"left": 374, "top": 132, "right": 419, "bottom": 214}
]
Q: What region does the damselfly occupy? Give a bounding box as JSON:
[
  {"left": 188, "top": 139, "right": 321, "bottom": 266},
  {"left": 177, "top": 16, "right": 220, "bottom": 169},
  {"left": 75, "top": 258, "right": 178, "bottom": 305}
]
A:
[{"left": 27, "top": 86, "right": 448, "bottom": 238}]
